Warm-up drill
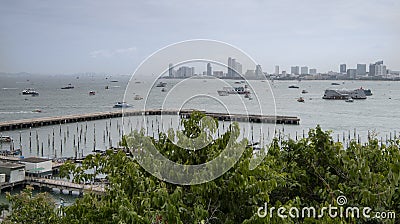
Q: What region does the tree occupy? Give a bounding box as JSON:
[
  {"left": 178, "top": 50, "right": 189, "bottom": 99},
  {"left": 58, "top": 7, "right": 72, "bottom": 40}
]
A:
[{"left": 3, "top": 186, "right": 61, "bottom": 224}]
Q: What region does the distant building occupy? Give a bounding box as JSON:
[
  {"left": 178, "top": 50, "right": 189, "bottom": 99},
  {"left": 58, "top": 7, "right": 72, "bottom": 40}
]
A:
[
  {"left": 206, "top": 63, "right": 212, "bottom": 76},
  {"left": 356, "top": 64, "right": 367, "bottom": 76},
  {"left": 227, "top": 57, "right": 242, "bottom": 78},
  {"left": 340, "top": 64, "right": 347, "bottom": 73},
  {"left": 245, "top": 70, "right": 255, "bottom": 76},
  {"left": 300, "top": 66, "right": 309, "bottom": 75},
  {"left": 255, "top": 64, "right": 263, "bottom": 77},
  {"left": 291, "top": 66, "right": 299, "bottom": 75},
  {"left": 309, "top": 68, "right": 317, "bottom": 75},
  {"left": 168, "top": 63, "right": 174, "bottom": 77},
  {"left": 213, "top": 71, "right": 224, "bottom": 77},
  {"left": 347, "top": 69, "right": 357, "bottom": 79},
  {"left": 274, "top": 65, "right": 279, "bottom": 76},
  {"left": 0, "top": 162, "right": 25, "bottom": 183},
  {"left": 369, "top": 60, "right": 386, "bottom": 76},
  {"left": 176, "top": 66, "right": 195, "bottom": 78}
]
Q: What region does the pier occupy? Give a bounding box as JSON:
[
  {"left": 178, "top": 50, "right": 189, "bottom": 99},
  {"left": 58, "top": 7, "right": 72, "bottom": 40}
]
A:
[
  {"left": 0, "top": 109, "right": 300, "bottom": 131},
  {"left": 0, "top": 178, "right": 106, "bottom": 195}
]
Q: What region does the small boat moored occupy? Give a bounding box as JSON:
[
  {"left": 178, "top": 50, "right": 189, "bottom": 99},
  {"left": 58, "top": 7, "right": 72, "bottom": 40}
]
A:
[
  {"left": 0, "top": 136, "right": 12, "bottom": 143},
  {"left": 345, "top": 98, "right": 354, "bottom": 103},
  {"left": 113, "top": 102, "right": 132, "bottom": 108}
]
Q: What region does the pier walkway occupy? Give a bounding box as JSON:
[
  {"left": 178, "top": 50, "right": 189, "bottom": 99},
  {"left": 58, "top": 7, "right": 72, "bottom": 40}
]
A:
[
  {"left": 0, "top": 178, "right": 106, "bottom": 195},
  {"left": 0, "top": 109, "right": 300, "bottom": 131}
]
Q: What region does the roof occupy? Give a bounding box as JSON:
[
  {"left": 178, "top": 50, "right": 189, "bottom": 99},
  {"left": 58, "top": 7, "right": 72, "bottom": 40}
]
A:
[
  {"left": 0, "top": 162, "right": 25, "bottom": 169},
  {"left": 22, "top": 157, "right": 51, "bottom": 163}
]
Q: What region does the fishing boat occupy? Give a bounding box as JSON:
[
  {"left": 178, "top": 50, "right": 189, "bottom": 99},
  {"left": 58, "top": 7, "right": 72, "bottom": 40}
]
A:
[
  {"left": 89, "top": 91, "right": 96, "bottom": 95},
  {"left": 302, "top": 90, "right": 308, "bottom": 94},
  {"left": 0, "top": 136, "right": 12, "bottom": 143},
  {"left": 156, "top": 82, "right": 167, "bottom": 87},
  {"left": 32, "top": 109, "right": 42, "bottom": 113},
  {"left": 105, "top": 86, "right": 109, "bottom": 89},
  {"left": 134, "top": 95, "right": 143, "bottom": 100},
  {"left": 61, "top": 84, "right": 74, "bottom": 89},
  {"left": 297, "top": 97, "right": 305, "bottom": 102},
  {"left": 345, "top": 98, "right": 354, "bottom": 103},
  {"left": 331, "top": 82, "right": 340, "bottom": 85},
  {"left": 22, "top": 88, "right": 39, "bottom": 95},
  {"left": 113, "top": 102, "right": 131, "bottom": 108},
  {"left": 161, "top": 88, "right": 167, "bottom": 92},
  {"left": 288, "top": 85, "right": 299, "bottom": 89}
]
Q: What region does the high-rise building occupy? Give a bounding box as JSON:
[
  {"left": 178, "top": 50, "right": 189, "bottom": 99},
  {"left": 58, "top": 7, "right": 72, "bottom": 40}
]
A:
[
  {"left": 176, "top": 66, "right": 194, "bottom": 77},
  {"left": 168, "top": 63, "right": 174, "bottom": 77},
  {"left": 227, "top": 57, "right": 242, "bottom": 78},
  {"left": 369, "top": 60, "right": 386, "bottom": 76},
  {"left": 255, "top": 65, "right": 263, "bottom": 77},
  {"left": 206, "top": 63, "right": 212, "bottom": 76},
  {"left": 356, "top": 64, "right": 367, "bottom": 76},
  {"left": 274, "top": 65, "right": 279, "bottom": 76},
  {"left": 300, "top": 66, "right": 308, "bottom": 75},
  {"left": 347, "top": 69, "right": 357, "bottom": 79},
  {"left": 291, "top": 66, "right": 299, "bottom": 75},
  {"left": 340, "top": 64, "right": 346, "bottom": 73},
  {"left": 309, "top": 68, "right": 317, "bottom": 75}
]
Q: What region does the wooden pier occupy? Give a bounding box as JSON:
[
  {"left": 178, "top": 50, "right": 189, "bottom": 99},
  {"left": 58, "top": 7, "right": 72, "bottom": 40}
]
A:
[{"left": 0, "top": 109, "right": 300, "bottom": 131}]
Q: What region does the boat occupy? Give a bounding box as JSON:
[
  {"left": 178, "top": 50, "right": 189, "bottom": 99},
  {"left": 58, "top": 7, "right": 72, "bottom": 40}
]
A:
[
  {"left": 32, "top": 109, "right": 42, "bottom": 113},
  {"left": 110, "top": 80, "right": 119, "bottom": 83},
  {"left": 297, "top": 97, "right": 305, "bottom": 102},
  {"left": 61, "top": 84, "right": 74, "bottom": 89},
  {"left": 345, "top": 98, "right": 354, "bottom": 103},
  {"left": 301, "top": 90, "right": 308, "bottom": 94},
  {"left": 113, "top": 102, "right": 131, "bottom": 108},
  {"left": 89, "top": 91, "right": 96, "bottom": 95},
  {"left": 225, "top": 86, "right": 250, "bottom": 94},
  {"left": 22, "top": 88, "right": 39, "bottom": 95},
  {"left": 322, "top": 88, "right": 366, "bottom": 100},
  {"left": 217, "top": 90, "right": 228, "bottom": 96},
  {"left": 331, "top": 82, "right": 340, "bottom": 85},
  {"left": 161, "top": 88, "right": 167, "bottom": 92},
  {"left": 234, "top": 81, "right": 241, "bottom": 84},
  {"left": 360, "top": 87, "right": 373, "bottom": 96},
  {"left": 105, "top": 86, "right": 109, "bottom": 89},
  {"left": 156, "top": 82, "right": 167, "bottom": 87},
  {"left": 0, "top": 136, "right": 12, "bottom": 143},
  {"left": 288, "top": 85, "right": 299, "bottom": 89},
  {"left": 244, "top": 93, "right": 251, "bottom": 98},
  {"left": 134, "top": 95, "right": 143, "bottom": 100}
]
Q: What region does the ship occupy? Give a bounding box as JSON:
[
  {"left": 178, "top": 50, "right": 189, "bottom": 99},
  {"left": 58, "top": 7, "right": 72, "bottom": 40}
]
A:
[
  {"left": 322, "top": 88, "right": 366, "bottom": 100},
  {"left": 22, "top": 88, "right": 39, "bottom": 96}
]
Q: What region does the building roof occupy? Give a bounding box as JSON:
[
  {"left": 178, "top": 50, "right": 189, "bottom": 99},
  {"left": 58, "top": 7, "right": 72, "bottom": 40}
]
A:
[
  {"left": 0, "top": 162, "right": 25, "bottom": 169},
  {"left": 22, "top": 157, "right": 51, "bottom": 163}
]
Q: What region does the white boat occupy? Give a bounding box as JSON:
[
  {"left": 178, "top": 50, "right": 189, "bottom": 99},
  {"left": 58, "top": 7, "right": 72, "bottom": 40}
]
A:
[
  {"left": 322, "top": 88, "right": 366, "bottom": 100},
  {"left": 217, "top": 90, "right": 228, "bottom": 96},
  {"left": 345, "top": 98, "right": 354, "bottom": 103},
  {"left": 22, "top": 88, "right": 39, "bottom": 96},
  {"left": 113, "top": 102, "right": 131, "bottom": 108}
]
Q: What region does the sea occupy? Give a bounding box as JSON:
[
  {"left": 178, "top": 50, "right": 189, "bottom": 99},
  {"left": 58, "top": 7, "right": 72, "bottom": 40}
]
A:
[{"left": 0, "top": 73, "right": 400, "bottom": 203}]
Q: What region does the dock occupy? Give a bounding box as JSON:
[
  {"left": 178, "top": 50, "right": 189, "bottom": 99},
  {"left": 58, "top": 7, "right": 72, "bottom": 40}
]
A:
[
  {"left": 0, "top": 178, "right": 106, "bottom": 195},
  {"left": 0, "top": 109, "right": 300, "bottom": 131}
]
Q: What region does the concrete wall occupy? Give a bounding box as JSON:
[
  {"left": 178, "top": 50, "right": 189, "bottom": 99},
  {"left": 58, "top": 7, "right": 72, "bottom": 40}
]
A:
[{"left": 9, "top": 168, "right": 25, "bottom": 183}]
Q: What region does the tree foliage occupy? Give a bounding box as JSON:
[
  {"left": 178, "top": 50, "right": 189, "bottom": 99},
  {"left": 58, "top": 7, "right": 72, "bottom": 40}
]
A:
[{"left": 3, "top": 113, "right": 400, "bottom": 223}]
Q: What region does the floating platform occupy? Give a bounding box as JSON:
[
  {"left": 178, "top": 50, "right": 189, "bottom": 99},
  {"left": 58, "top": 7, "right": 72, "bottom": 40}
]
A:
[{"left": 0, "top": 109, "right": 300, "bottom": 131}]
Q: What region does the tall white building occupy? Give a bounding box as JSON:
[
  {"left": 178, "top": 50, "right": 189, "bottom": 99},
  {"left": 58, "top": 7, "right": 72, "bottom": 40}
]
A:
[
  {"left": 291, "top": 66, "right": 299, "bottom": 75},
  {"left": 274, "top": 65, "right": 279, "bottom": 75},
  {"left": 309, "top": 68, "right": 317, "bottom": 75},
  {"left": 301, "top": 66, "right": 308, "bottom": 75}
]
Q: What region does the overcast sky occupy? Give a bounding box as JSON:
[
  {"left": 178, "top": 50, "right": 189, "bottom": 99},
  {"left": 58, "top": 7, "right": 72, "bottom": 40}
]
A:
[{"left": 0, "top": 0, "right": 399, "bottom": 74}]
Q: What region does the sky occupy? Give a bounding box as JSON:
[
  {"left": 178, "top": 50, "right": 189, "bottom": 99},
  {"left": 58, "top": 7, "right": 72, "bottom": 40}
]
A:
[{"left": 0, "top": 0, "right": 399, "bottom": 74}]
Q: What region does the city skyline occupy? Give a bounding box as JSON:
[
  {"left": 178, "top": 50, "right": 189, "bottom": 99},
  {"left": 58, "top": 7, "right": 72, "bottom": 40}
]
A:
[{"left": 0, "top": 0, "right": 399, "bottom": 74}]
